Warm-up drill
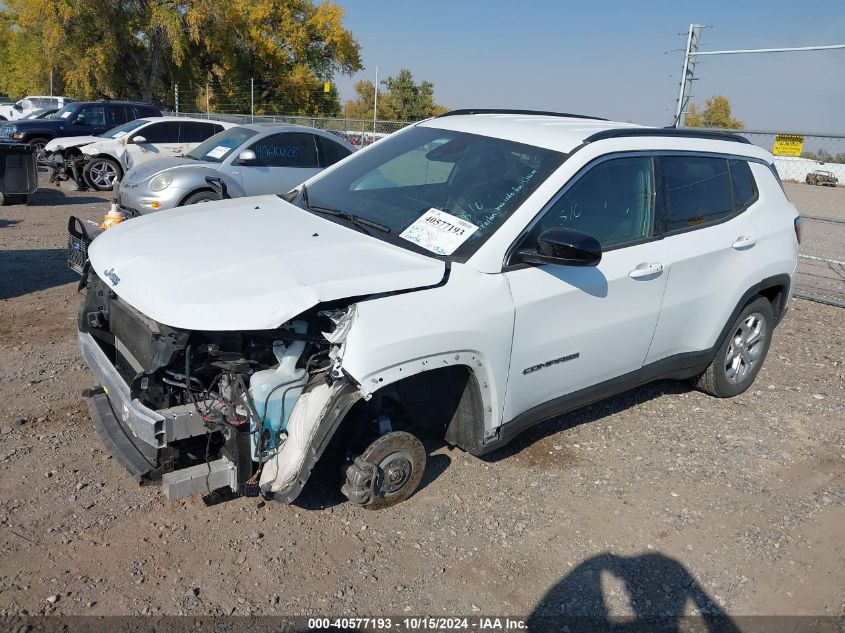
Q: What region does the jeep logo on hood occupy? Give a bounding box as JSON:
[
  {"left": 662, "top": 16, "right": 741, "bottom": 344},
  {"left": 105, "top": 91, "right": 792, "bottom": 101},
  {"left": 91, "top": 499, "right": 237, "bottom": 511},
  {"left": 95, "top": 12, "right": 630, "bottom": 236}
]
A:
[{"left": 103, "top": 267, "right": 121, "bottom": 286}]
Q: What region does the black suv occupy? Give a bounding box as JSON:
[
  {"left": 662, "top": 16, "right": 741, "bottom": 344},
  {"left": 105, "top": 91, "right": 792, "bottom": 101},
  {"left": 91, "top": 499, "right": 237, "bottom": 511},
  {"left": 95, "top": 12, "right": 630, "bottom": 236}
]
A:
[{"left": 0, "top": 101, "right": 161, "bottom": 152}]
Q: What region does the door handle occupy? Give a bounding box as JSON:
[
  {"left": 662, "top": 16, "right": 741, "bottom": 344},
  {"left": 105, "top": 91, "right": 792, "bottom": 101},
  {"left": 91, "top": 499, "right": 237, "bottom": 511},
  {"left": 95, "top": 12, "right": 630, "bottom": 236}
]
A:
[
  {"left": 628, "top": 262, "right": 664, "bottom": 279},
  {"left": 732, "top": 236, "right": 756, "bottom": 250}
]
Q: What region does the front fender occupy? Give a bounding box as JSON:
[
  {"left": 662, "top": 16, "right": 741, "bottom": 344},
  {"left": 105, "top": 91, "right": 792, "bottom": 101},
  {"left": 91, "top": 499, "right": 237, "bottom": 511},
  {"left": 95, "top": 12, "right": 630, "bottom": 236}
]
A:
[
  {"left": 339, "top": 263, "right": 515, "bottom": 443},
  {"left": 171, "top": 167, "right": 247, "bottom": 200}
]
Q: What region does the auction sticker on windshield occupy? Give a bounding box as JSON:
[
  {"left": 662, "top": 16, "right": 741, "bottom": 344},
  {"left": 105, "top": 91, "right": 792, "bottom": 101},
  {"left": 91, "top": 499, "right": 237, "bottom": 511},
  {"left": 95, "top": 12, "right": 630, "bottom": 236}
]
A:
[
  {"left": 399, "top": 208, "right": 478, "bottom": 256},
  {"left": 206, "top": 146, "right": 230, "bottom": 159}
]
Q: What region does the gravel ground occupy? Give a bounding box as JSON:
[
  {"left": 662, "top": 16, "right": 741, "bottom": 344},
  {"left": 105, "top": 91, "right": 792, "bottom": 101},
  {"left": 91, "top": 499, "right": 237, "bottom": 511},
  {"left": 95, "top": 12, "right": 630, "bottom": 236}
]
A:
[{"left": 0, "top": 177, "right": 843, "bottom": 625}]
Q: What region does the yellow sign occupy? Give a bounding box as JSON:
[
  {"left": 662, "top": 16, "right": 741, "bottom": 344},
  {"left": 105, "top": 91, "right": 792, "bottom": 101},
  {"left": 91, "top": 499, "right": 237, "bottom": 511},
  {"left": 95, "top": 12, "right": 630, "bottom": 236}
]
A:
[
  {"left": 773, "top": 134, "right": 804, "bottom": 157},
  {"left": 324, "top": 82, "right": 331, "bottom": 93}
]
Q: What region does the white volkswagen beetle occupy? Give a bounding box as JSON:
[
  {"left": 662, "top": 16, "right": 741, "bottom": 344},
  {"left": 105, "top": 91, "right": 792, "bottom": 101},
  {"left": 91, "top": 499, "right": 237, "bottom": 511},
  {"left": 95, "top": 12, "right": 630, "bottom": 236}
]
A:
[{"left": 43, "top": 116, "right": 235, "bottom": 191}]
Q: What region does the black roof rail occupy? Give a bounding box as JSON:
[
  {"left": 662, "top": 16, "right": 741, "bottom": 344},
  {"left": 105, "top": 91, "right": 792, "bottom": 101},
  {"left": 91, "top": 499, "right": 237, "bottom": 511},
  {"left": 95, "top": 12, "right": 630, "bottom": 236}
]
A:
[
  {"left": 585, "top": 127, "right": 751, "bottom": 144},
  {"left": 437, "top": 108, "right": 608, "bottom": 122}
]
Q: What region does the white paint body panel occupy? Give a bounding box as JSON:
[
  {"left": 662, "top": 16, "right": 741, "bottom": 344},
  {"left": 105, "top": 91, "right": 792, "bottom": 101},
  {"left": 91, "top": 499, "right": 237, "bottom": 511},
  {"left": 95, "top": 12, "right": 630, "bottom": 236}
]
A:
[
  {"left": 341, "top": 264, "right": 514, "bottom": 435},
  {"left": 87, "top": 195, "right": 446, "bottom": 331},
  {"left": 503, "top": 240, "right": 668, "bottom": 422},
  {"left": 645, "top": 163, "right": 800, "bottom": 363}
]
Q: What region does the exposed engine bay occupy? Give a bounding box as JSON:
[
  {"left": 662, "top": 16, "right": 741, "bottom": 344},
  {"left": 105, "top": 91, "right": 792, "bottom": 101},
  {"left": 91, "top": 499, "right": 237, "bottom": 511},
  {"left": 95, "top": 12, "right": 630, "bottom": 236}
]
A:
[
  {"left": 78, "top": 270, "right": 361, "bottom": 500},
  {"left": 77, "top": 270, "right": 446, "bottom": 507}
]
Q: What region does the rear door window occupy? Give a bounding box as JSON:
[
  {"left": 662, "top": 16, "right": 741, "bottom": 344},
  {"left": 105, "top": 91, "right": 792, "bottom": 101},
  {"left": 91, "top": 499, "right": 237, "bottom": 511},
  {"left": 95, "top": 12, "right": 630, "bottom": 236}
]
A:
[
  {"left": 662, "top": 156, "right": 733, "bottom": 231},
  {"left": 247, "top": 133, "right": 319, "bottom": 168},
  {"left": 179, "top": 122, "right": 220, "bottom": 143},
  {"left": 109, "top": 105, "right": 132, "bottom": 125},
  {"left": 316, "top": 134, "right": 353, "bottom": 167},
  {"left": 141, "top": 121, "right": 180, "bottom": 143}
]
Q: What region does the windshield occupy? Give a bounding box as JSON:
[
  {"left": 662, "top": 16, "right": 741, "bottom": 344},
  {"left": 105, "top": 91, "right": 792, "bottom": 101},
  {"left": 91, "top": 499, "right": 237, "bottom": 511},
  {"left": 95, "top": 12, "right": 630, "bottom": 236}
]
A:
[
  {"left": 101, "top": 119, "right": 148, "bottom": 139},
  {"left": 48, "top": 104, "right": 77, "bottom": 120},
  {"left": 185, "top": 127, "right": 257, "bottom": 162},
  {"left": 303, "top": 126, "right": 564, "bottom": 259}
]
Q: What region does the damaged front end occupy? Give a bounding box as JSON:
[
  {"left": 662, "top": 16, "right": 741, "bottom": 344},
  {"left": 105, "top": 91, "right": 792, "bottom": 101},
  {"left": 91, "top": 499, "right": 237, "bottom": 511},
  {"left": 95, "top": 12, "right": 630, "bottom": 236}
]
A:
[
  {"left": 43, "top": 147, "right": 91, "bottom": 190},
  {"left": 77, "top": 271, "right": 360, "bottom": 503}
]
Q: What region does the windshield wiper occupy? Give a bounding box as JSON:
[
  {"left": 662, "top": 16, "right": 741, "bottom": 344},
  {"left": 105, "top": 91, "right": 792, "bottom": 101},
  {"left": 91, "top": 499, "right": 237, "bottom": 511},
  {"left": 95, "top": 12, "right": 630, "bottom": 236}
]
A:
[{"left": 296, "top": 186, "right": 391, "bottom": 234}]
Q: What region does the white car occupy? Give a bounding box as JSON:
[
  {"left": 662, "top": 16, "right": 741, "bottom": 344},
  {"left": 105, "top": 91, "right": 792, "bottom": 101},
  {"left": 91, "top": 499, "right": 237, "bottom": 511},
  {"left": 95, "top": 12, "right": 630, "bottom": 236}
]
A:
[
  {"left": 76, "top": 109, "right": 799, "bottom": 509},
  {"left": 44, "top": 117, "right": 235, "bottom": 191},
  {"left": 0, "top": 95, "right": 73, "bottom": 121}
]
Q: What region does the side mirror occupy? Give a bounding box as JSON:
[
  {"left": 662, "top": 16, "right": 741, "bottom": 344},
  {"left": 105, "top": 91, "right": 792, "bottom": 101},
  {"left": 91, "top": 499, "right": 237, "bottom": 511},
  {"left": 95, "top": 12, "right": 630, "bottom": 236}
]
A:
[
  {"left": 130, "top": 135, "right": 146, "bottom": 144},
  {"left": 514, "top": 227, "right": 602, "bottom": 267},
  {"left": 236, "top": 149, "right": 257, "bottom": 164},
  {"left": 13, "top": 103, "right": 22, "bottom": 111}
]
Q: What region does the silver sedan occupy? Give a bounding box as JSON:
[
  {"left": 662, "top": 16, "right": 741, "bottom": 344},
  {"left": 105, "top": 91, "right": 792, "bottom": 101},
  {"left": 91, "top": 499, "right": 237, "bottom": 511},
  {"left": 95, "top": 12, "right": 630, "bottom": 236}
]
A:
[{"left": 116, "top": 123, "right": 355, "bottom": 215}]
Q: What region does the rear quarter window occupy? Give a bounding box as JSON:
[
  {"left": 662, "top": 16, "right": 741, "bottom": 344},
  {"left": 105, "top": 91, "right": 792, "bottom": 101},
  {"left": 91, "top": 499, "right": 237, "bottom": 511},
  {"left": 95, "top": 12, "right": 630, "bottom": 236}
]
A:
[
  {"left": 316, "top": 135, "right": 353, "bottom": 167},
  {"left": 728, "top": 159, "right": 758, "bottom": 211}
]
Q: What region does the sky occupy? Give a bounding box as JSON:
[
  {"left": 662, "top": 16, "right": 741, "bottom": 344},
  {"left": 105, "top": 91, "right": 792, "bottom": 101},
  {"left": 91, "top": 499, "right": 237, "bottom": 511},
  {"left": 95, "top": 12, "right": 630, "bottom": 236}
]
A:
[{"left": 333, "top": 0, "right": 845, "bottom": 133}]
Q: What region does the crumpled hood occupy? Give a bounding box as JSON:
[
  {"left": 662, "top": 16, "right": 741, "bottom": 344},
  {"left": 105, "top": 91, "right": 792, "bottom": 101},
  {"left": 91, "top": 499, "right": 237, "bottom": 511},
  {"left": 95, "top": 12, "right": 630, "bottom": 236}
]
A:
[
  {"left": 87, "top": 195, "right": 446, "bottom": 331},
  {"left": 123, "top": 156, "right": 216, "bottom": 185},
  {"left": 45, "top": 135, "right": 101, "bottom": 152}
]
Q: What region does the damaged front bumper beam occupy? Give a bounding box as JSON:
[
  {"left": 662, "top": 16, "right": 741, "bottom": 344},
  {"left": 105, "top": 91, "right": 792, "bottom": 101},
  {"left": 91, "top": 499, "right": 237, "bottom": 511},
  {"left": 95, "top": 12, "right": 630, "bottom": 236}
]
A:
[{"left": 79, "top": 330, "right": 362, "bottom": 504}]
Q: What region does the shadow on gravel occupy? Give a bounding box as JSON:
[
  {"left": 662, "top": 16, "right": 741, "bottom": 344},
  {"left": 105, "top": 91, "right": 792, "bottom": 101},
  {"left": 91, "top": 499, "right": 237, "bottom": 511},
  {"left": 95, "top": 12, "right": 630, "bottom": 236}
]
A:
[
  {"left": 0, "top": 218, "right": 21, "bottom": 228},
  {"left": 29, "top": 186, "right": 108, "bottom": 206},
  {"left": 0, "top": 247, "right": 77, "bottom": 299},
  {"left": 527, "top": 552, "right": 740, "bottom": 633},
  {"left": 483, "top": 379, "right": 689, "bottom": 464}
]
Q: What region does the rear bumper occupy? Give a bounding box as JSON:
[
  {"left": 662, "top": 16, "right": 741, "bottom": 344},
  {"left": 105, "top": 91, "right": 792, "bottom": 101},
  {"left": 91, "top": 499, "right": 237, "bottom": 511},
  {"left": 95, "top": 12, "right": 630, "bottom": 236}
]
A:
[{"left": 78, "top": 330, "right": 207, "bottom": 449}]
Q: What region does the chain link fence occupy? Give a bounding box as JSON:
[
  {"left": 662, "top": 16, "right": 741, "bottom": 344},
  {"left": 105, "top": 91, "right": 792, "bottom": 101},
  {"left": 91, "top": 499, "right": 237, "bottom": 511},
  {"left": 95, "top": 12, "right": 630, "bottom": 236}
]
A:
[
  {"left": 166, "top": 112, "right": 844, "bottom": 307},
  {"left": 166, "top": 111, "right": 410, "bottom": 147}
]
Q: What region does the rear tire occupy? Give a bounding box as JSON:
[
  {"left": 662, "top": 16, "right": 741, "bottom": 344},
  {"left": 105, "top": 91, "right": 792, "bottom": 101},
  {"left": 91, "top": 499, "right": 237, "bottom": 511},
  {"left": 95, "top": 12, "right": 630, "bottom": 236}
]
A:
[
  {"left": 693, "top": 296, "right": 774, "bottom": 398},
  {"left": 182, "top": 190, "right": 220, "bottom": 206}
]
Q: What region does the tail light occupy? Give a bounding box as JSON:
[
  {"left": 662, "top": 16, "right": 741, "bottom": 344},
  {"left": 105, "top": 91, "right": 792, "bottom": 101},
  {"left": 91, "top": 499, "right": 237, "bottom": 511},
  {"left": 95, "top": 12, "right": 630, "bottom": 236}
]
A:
[{"left": 794, "top": 216, "right": 802, "bottom": 244}]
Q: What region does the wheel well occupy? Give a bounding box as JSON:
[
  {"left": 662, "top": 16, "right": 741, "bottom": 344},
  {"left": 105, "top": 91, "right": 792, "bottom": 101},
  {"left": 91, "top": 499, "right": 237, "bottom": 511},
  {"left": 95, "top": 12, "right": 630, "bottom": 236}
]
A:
[
  {"left": 179, "top": 188, "right": 216, "bottom": 206},
  {"left": 756, "top": 283, "right": 787, "bottom": 323},
  {"left": 333, "top": 365, "right": 486, "bottom": 454}
]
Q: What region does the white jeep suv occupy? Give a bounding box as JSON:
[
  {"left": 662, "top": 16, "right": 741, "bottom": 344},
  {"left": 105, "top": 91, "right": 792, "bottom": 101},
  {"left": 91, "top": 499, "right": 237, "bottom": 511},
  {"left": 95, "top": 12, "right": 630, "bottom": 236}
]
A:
[{"left": 76, "top": 110, "right": 800, "bottom": 508}]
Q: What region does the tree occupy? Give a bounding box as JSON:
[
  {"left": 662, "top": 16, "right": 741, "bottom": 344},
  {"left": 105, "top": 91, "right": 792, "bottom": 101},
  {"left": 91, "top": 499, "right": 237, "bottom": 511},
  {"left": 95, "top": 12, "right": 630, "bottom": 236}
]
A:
[
  {"left": 0, "top": 0, "right": 362, "bottom": 116},
  {"left": 684, "top": 96, "right": 743, "bottom": 129},
  {"left": 344, "top": 68, "right": 446, "bottom": 121}
]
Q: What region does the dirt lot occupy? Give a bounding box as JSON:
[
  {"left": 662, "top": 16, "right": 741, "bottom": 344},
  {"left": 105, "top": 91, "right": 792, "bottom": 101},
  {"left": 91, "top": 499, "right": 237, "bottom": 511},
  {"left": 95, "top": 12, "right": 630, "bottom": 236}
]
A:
[{"left": 0, "top": 178, "right": 843, "bottom": 625}]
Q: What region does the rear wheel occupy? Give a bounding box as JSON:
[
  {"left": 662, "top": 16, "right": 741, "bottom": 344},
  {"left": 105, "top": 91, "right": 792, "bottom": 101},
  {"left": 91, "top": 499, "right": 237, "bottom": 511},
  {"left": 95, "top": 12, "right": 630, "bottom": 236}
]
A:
[
  {"left": 83, "top": 156, "right": 122, "bottom": 191},
  {"left": 342, "top": 431, "right": 427, "bottom": 510},
  {"left": 182, "top": 190, "right": 220, "bottom": 206},
  {"left": 693, "top": 296, "right": 774, "bottom": 398}
]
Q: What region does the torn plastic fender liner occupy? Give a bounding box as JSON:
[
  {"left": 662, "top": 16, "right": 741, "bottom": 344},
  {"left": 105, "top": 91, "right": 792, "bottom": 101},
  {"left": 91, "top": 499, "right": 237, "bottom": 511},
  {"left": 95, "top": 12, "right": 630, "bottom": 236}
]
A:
[{"left": 259, "top": 380, "right": 361, "bottom": 504}]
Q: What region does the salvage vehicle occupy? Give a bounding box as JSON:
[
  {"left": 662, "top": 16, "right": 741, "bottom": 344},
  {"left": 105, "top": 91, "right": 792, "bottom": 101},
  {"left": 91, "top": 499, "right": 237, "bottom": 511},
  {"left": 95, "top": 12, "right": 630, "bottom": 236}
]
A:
[
  {"left": 0, "top": 100, "right": 161, "bottom": 153},
  {"left": 44, "top": 117, "right": 233, "bottom": 191},
  {"left": 805, "top": 169, "right": 838, "bottom": 187},
  {"left": 77, "top": 110, "right": 799, "bottom": 509},
  {"left": 115, "top": 123, "right": 354, "bottom": 214},
  {"left": 0, "top": 95, "right": 73, "bottom": 121}
]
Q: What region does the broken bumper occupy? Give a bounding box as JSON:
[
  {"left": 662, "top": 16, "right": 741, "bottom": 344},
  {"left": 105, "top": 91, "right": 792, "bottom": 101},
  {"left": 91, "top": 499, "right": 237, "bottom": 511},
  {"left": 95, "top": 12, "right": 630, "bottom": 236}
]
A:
[{"left": 78, "top": 331, "right": 207, "bottom": 449}]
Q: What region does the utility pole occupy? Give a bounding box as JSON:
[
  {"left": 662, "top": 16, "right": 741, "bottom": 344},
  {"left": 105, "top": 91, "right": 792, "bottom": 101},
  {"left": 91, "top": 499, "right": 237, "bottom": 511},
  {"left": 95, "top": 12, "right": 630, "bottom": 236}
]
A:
[
  {"left": 373, "top": 65, "right": 379, "bottom": 134},
  {"left": 174, "top": 84, "right": 179, "bottom": 114},
  {"left": 250, "top": 78, "right": 254, "bottom": 123},
  {"left": 673, "top": 26, "right": 845, "bottom": 128},
  {"left": 206, "top": 83, "right": 210, "bottom": 116},
  {"left": 673, "top": 24, "right": 703, "bottom": 128},
  {"left": 50, "top": 70, "right": 53, "bottom": 98}
]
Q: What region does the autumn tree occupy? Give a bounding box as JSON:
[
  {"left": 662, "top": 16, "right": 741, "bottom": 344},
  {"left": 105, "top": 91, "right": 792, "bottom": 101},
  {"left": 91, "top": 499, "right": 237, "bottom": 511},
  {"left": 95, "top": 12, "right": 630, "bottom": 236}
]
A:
[
  {"left": 0, "top": 0, "right": 361, "bottom": 116},
  {"left": 684, "top": 96, "right": 743, "bottom": 129},
  {"left": 344, "top": 68, "right": 447, "bottom": 121}
]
